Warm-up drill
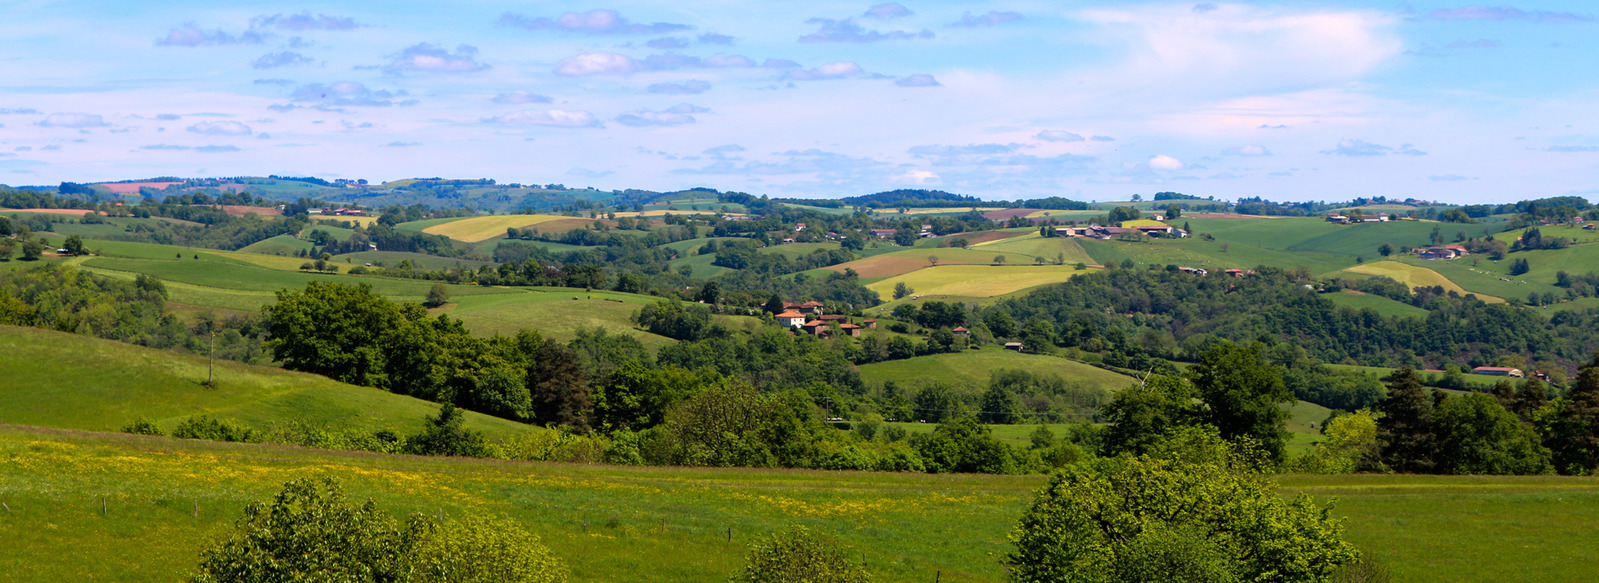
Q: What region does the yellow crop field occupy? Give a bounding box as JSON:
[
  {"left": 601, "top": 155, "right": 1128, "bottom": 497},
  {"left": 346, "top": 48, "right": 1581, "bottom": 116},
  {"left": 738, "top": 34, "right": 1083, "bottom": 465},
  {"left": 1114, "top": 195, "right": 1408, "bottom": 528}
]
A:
[
  {"left": 612, "top": 210, "right": 751, "bottom": 218},
  {"left": 421, "top": 214, "right": 578, "bottom": 242},
  {"left": 866, "top": 264, "right": 1092, "bottom": 298},
  {"left": 1341, "top": 261, "right": 1503, "bottom": 303},
  {"left": 971, "top": 233, "right": 1096, "bottom": 264},
  {"left": 312, "top": 215, "right": 379, "bottom": 227},
  {"left": 828, "top": 248, "right": 1038, "bottom": 279}
]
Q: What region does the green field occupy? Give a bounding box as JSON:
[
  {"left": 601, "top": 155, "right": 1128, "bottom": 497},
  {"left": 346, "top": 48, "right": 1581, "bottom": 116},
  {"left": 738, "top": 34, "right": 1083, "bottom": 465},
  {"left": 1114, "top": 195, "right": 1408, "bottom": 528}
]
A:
[
  {"left": 4, "top": 425, "right": 1599, "bottom": 582},
  {"left": 857, "top": 348, "right": 1137, "bottom": 392},
  {"left": 760, "top": 241, "right": 842, "bottom": 258},
  {"left": 969, "top": 232, "right": 1096, "bottom": 264},
  {"left": 1340, "top": 261, "right": 1502, "bottom": 302},
  {"left": 1325, "top": 291, "right": 1430, "bottom": 317},
  {"left": 420, "top": 214, "right": 583, "bottom": 242},
  {"left": 667, "top": 253, "right": 733, "bottom": 279},
  {"left": 0, "top": 326, "right": 528, "bottom": 439},
  {"left": 864, "top": 264, "right": 1091, "bottom": 298},
  {"left": 438, "top": 288, "right": 685, "bottom": 349},
  {"left": 237, "top": 234, "right": 314, "bottom": 256},
  {"left": 334, "top": 251, "right": 496, "bottom": 270}
]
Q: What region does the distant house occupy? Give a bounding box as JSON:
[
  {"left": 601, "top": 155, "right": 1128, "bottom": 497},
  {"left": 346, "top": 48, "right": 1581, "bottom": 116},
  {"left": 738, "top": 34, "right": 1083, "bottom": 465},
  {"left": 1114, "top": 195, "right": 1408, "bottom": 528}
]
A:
[
  {"left": 1414, "top": 246, "right": 1468, "bottom": 260},
  {"left": 818, "top": 314, "right": 849, "bottom": 323},
  {"left": 870, "top": 228, "right": 897, "bottom": 239},
  {"left": 840, "top": 323, "right": 862, "bottom": 337},
  {"left": 794, "top": 222, "right": 807, "bottom": 231},
  {"left": 1326, "top": 214, "right": 1349, "bottom": 224},
  {"left": 952, "top": 326, "right": 970, "bottom": 337},
  {"left": 1135, "top": 225, "right": 1174, "bottom": 237},
  {"left": 1004, "top": 342, "right": 1024, "bottom": 351},
  {"left": 800, "top": 320, "right": 829, "bottom": 336},
  {"left": 781, "top": 238, "right": 796, "bottom": 244},
  {"left": 1472, "top": 366, "right": 1525, "bottom": 378},
  {"left": 862, "top": 319, "right": 877, "bottom": 329},
  {"left": 775, "top": 311, "right": 807, "bottom": 328},
  {"left": 782, "top": 301, "right": 825, "bottom": 314},
  {"left": 1177, "top": 266, "right": 1208, "bottom": 276},
  {"left": 1224, "top": 268, "right": 1245, "bottom": 277}
]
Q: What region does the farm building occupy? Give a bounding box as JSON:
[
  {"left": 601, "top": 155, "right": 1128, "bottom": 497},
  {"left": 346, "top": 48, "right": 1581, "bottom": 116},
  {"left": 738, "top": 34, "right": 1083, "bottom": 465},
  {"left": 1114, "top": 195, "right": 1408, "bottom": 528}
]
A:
[
  {"left": 775, "top": 311, "right": 807, "bottom": 328},
  {"left": 1004, "top": 342, "right": 1024, "bottom": 351},
  {"left": 952, "top": 326, "right": 970, "bottom": 337},
  {"left": 782, "top": 301, "right": 825, "bottom": 314},
  {"left": 800, "top": 320, "right": 829, "bottom": 336},
  {"left": 1471, "top": 366, "right": 1524, "bottom": 378},
  {"left": 840, "top": 323, "right": 862, "bottom": 337},
  {"left": 870, "top": 229, "right": 897, "bottom": 239}
]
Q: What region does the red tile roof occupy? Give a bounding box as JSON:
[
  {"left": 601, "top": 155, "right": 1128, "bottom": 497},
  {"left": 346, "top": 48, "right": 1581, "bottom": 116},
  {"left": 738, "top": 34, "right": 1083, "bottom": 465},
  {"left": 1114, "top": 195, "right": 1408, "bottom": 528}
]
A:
[{"left": 775, "top": 311, "right": 804, "bottom": 318}]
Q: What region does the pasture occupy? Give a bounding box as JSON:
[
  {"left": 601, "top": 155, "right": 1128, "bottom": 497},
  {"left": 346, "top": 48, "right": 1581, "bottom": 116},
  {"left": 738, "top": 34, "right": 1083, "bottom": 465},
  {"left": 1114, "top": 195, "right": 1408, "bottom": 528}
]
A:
[
  {"left": 856, "top": 348, "right": 1137, "bottom": 393},
  {"left": 236, "top": 234, "right": 312, "bottom": 256},
  {"left": 1324, "top": 291, "right": 1430, "bottom": 317},
  {"left": 827, "top": 248, "right": 1041, "bottom": 279},
  {"left": 420, "top": 214, "right": 584, "bottom": 242},
  {"left": 0, "top": 326, "right": 527, "bottom": 439},
  {"left": 438, "top": 288, "right": 683, "bottom": 349},
  {"left": 970, "top": 232, "right": 1096, "bottom": 264},
  {"left": 1340, "top": 261, "right": 1503, "bottom": 302},
  {"left": 864, "top": 264, "right": 1091, "bottom": 298},
  {"left": 3, "top": 425, "right": 1599, "bottom": 582}
]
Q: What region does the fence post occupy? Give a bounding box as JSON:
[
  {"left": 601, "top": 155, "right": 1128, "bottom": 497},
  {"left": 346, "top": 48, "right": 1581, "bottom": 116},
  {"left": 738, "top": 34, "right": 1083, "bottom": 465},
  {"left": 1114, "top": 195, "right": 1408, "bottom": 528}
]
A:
[
  {"left": 101, "top": 497, "right": 106, "bottom": 516},
  {"left": 193, "top": 500, "right": 197, "bottom": 518}
]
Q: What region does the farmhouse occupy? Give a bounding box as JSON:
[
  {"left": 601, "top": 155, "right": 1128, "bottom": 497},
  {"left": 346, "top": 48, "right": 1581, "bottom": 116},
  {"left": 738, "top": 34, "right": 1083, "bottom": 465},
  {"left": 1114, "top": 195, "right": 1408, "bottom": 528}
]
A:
[
  {"left": 1004, "top": 342, "right": 1024, "bottom": 351},
  {"left": 1178, "top": 267, "right": 1208, "bottom": 276},
  {"left": 774, "top": 311, "right": 807, "bottom": 328},
  {"left": 1414, "top": 245, "right": 1469, "bottom": 260},
  {"left": 952, "top": 326, "right": 970, "bottom": 337},
  {"left": 800, "top": 320, "right": 829, "bottom": 336},
  {"left": 818, "top": 314, "right": 849, "bottom": 323},
  {"left": 1472, "top": 366, "right": 1525, "bottom": 378},
  {"left": 840, "top": 323, "right": 862, "bottom": 337},
  {"left": 870, "top": 228, "right": 897, "bottom": 239}
]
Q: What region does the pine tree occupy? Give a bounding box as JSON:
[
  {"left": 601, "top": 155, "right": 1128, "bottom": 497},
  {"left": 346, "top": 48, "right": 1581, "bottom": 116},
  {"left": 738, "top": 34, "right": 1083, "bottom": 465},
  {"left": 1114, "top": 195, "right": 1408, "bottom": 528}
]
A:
[
  {"left": 1375, "top": 368, "right": 1436, "bottom": 473},
  {"left": 1553, "top": 354, "right": 1599, "bottom": 473},
  {"left": 1512, "top": 378, "right": 1548, "bottom": 421},
  {"left": 1492, "top": 380, "right": 1516, "bottom": 410}
]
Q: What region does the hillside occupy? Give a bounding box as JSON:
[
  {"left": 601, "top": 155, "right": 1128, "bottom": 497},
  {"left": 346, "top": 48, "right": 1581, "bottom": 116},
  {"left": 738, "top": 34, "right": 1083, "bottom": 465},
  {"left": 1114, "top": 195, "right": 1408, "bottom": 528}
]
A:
[
  {"left": 0, "top": 325, "right": 530, "bottom": 439},
  {"left": 857, "top": 348, "right": 1137, "bottom": 392}
]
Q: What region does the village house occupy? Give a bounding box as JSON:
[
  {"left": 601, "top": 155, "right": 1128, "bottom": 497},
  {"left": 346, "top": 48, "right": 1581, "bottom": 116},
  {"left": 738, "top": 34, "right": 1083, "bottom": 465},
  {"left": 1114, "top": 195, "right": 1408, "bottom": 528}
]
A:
[
  {"left": 800, "top": 320, "right": 829, "bottom": 336},
  {"left": 1178, "top": 266, "right": 1208, "bottom": 276},
  {"left": 840, "top": 323, "right": 862, "bottom": 337},
  {"left": 1472, "top": 366, "right": 1525, "bottom": 378},
  {"left": 775, "top": 311, "right": 807, "bottom": 328},
  {"left": 870, "top": 228, "right": 897, "bottom": 239},
  {"left": 783, "top": 301, "right": 825, "bottom": 314},
  {"left": 794, "top": 222, "right": 806, "bottom": 231},
  {"left": 818, "top": 314, "right": 849, "bottom": 323},
  {"left": 1414, "top": 245, "right": 1469, "bottom": 260},
  {"left": 952, "top": 326, "right": 970, "bottom": 337}
]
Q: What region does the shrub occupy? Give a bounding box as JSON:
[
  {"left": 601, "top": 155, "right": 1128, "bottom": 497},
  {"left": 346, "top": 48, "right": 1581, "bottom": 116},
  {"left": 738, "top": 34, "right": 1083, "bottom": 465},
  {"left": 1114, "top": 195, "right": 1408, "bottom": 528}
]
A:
[
  {"left": 415, "top": 515, "right": 569, "bottom": 583},
  {"left": 729, "top": 526, "right": 871, "bottom": 583},
  {"left": 171, "top": 416, "right": 257, "bottom": 443},
  {"left": 1004, "top": 428, "right": 1358, "bottom": 582},
  {"left": 191, "top": 478, "right": 429, "bottom": 583},
  {"left": 407, "top": 403, "right": 492, "bottom": 458},
  {"left": 121, "top": 418, "right": 166, "bottom": 436}
]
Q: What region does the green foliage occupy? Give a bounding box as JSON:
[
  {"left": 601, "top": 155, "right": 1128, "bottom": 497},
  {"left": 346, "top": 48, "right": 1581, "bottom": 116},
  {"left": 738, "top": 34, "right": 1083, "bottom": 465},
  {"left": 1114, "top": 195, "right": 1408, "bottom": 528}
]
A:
[
  {"left": 892, "top": 281, "right": 913, "bottom": 299},
  {"left": 1374, "top": 369, "right": 1436, "bottom": 473},
  {"left": 191, "top": 477, "right": 432, "bottom": 583},
  {"left": 424, "top": 282, "right": 450, "bottom": 307},
  {"left": 1551, "top": 353, "right": 1599, "bottom": 474},
  {"left": 1510, "top": 257, "right": 1530, "bottom": 276},
  {"left": 415, "top": 515, "right": 570, "bottom": 583},
  {"left": 632, "top": 299, "right": 721, "bottom": 341},
  {"left": 406, "top": 403, "right": 492, "bottom": 457},
  {"left": 646, "top": 381, "right": 815, "bottom": 468},
  {"left": 1291, "top": 410, "right": 1380, "bottom": 474},
  {"left": 1100, "top": 374, "right": 1202, "bottom": 457},
  {"left": 729, "top": 526, "right": 871, "bottom": 583},
  {"left": 171, "top": 416, "right": 258, "bottom": 443},
  {"left": 120, "top": 418, "right": 166, "bottom": 436},
  {"left": 1433, "top": 393, "right": 1552, "bottom": 475},
  {"left": 1004, "top": 429, "right": 1359, "bottom": 583},
  {"left": 1190, "top": 342, "right": 1294, "bottom": 461},
  {"left": 914, "top": 417, "right": 1017, "bottom": 474}
]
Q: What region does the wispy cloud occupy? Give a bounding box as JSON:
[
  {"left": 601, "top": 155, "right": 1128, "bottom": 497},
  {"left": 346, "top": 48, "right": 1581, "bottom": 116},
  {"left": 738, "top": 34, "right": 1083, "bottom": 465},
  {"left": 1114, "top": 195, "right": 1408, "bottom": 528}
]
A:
[
  {"left": 1036, "top": 130, "right": 1085, "bottom": 142},
  {"left": 499, "top": 9, "right": 690, "bottom": 34},
  {"left": 799, "top": 18, "right": 933, "bottom": 42},
  {"left": 39, "top": 113, "right": 108, "bottom": 128},
  {"left": 1321, "top": 139, "right": 1426, "bottom": 156},
  {"left": 555, "top": 53, "right": 643, "bottom": 76},
  {"left": 385, "top": 141, "right": 421, "bottom": 147},
  {"left": 384, "top": 44, "right": 488, "bottom": 74},
  {"left": 485, "top": 109, "right": 602, "bottom": 128},
  {"left": 698, "top": 33, "right": 735, "bottom": 45},
  {"left": 785, "top": 62, "right": 867, "bottom": 80},
  {"left": 895, "top": 74, "right": 940, "bottom": 87},
  {"left": 285, "top": 82, "right": 413, "bottom": 108},
  {"left": 1223, "top": 144, "right": 1272, "bottom": 156},
  {"left": 646, "top": 37, "right": 689, "bottom": 49},
  {"left": 647, "top": 80, "right": 712, "bottom": 95},
  {"left": 187, "top": 121, "right": 252, "bottom": 136},
  {"left": 1429, "top": 174, "right": 1474, "bottom": 181},
  {"left": 1545, "top": 145, "right": 1599, "bottom": 152},
  {"left": 492, "top": 90, "right": 551, "bottom": 104},
  {"left": 864, "top": 3, "right": 914, "bottom": 19},
  {"left": 616, "top": 103, "right": 708, "bottom": 127},
  {"left": 155, "top": 22, "right": 265, "bottom": 47},
  {"left": 139, "top": 144, "right": 240, "bottom": 152},
  {"left": 252, "top": 12, "right": 358, "bottom": 31},
  {"left": 951, "top": 11, "right": 1024, "bottom": 27},
  {"left": 0, "top": 108, "right": 40, "bottom": 115},
  {"left": 252, "top": 51, "right": 314, "bottom": 69},
  {"left": 1412, "top": 6, "right": 1593, "bottom": 23}
]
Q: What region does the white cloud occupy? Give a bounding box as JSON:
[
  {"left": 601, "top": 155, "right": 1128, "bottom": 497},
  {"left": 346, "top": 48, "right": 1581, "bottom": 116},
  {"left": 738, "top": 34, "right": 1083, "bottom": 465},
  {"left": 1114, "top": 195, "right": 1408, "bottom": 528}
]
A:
[
  {"left": 385, "top": 44, "right": 488, "bottom": 74},
  {"left": 253, "top": 12, "right": 358, "bottom": 31},
  {"left": 647, "top": 80, "right": 712, "bottom": 95},
  {"left": 799, "top": 18, "right": 933, "bottom": 43},
  {"left": 486, "top": 109, "right": 601, "bottom": 128},
  {"left": 1320, "top": 139, "right": 1425, "bottom": 156},
  {"left": 252, "top": 51, "right": 314, "bottom": 69},
  {"left": 616, "top": 103, "right": 707, "bottom": 127},
  {"left": 187, "top": 121, "right": 252, "bottom": 136},
  {"left": 499, "top": 9, "right": 690, "bottom": 34},
  {"left": 1149, "top": 155, "right": 1184, "bottom": 170},
  {"left": 555, "top": 53, "right": 642, "bottom": 76},
  {"left": 492, "top": 90, "right": 552, "bottom": 104},
  {"left": 1036, "top": 130, "right": 1085, "bottom": 143},
  {"left": 785, "top": 62, "right": 866, "bottom": 80},
  {"left": 1223, "top": 144, "right": 1271, "bottom": 156},
  {"left": 39, "top": 113, "right": 108, "bottom": 128},
  {"left": 155, "top": 23, "right": 265, "bottom": 47},
  {"left": 952, "top": 11, "right": 1024, "bottom": 27},
  {"left": 864, "top": 3, "right": 914, "bottom": 19}
]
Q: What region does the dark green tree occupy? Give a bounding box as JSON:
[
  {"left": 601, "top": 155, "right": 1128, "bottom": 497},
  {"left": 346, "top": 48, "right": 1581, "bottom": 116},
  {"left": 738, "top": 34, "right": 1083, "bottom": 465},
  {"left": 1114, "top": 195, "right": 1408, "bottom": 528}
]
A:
[
  {"left": 263, "top": 282, "right": 403, "bottom": 387},
  {"left": 1552, "top": 353, "right": 1599, "bottom": 474},
  {"left": 979, "top": 384, "right": 1022, "bottom": 424},
  {"left": 20, "top": 238, "right": 43, "bottom": 261},
  {"left": 1374, "top": 368, "right": 1437, "bottom": 473},
  {"left": 62, "top": 234, "right": 85, "bottom": 255},
  {"left": 1512, "top": 378, "right": 1549, "bottom": 421},
  {"left": 407, "top": 403, "right": 491, "bottom": 457},
  {"left": 916, "top": 417, "right": 1015, "bottom": 474},
  {"left": 1100, "top": 375, "right": 1202, "bottom": 456},
  {"left": 1510, "top": 257, "right": 1530, "bottom": 276},
  {"left": 1433, "top": 393, "right": 1552, "bottom": 475},
  {"left": 424, "top": 282, "right": 451, "bottom": 308},
  {"left": 1189, "top": 342, "right": 1293, "bottom": 461}
]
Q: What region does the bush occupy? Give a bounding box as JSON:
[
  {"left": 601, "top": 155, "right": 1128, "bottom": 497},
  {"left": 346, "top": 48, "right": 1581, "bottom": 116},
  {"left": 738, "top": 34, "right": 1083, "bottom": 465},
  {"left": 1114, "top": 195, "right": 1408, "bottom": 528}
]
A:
[
  {"left": 121, "top": 418, "right": 166, "bottom": 436},
  {"left": 191, "top": 478, "right": 429, "bottom": 583},
  {"left": 729, "top": 526, "right": 871, "bottom": 583},
  {"left": 171, "top": 416, "right": 257, "bottom": 443},
  {"left": 1004, "top": 428, "right": 1358, "bottom": 582},
  {"left": 415, "top": 515, "right": 569, "bottom": 583},
  {"left": 407, "top": 403, "right": 492, "bottom": 458}
]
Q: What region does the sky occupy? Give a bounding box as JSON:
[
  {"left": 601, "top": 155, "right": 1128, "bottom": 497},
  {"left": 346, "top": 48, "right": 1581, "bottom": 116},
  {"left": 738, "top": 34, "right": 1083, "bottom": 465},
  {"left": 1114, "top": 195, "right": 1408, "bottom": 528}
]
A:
[{"left": 1, "top": 1, "right": 1598, "bottom": 203}]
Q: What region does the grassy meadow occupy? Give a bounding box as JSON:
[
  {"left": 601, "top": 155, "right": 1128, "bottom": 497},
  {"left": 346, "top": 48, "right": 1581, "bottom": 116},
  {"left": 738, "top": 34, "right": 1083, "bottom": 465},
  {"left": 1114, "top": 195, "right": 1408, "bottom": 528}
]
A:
[
  {"left": 857, "top": 348, "right": 1137, "bottom": 392},
  {"left": 3, "top": 425, "right": 1599, "bottom": 583},
  {"left": 1324, "top": 291, "right": 1430, "bottom": 317},
  {"left": 863, "top": 264, "right": 1092, "bottom": 298},
  {"left": 420, "top": 214, "right": 585, "bottom": 242}
]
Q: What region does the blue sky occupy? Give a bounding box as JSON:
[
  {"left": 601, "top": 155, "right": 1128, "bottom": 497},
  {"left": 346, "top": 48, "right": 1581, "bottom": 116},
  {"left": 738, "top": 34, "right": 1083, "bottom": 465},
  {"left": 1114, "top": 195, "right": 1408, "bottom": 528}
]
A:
[{"left": 1, "top": 1, "right": 1597, "bottom": 203}]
